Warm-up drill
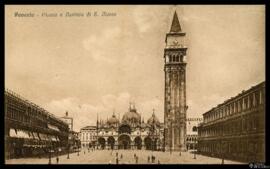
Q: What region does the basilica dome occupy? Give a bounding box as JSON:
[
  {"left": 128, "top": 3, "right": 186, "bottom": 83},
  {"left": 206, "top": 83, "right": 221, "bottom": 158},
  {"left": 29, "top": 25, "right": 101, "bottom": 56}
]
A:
[
  {"left": 122, "top": 106, "right": 141, "bottom": 125},
  {"left": 107, "top": 113, "right": 119, "bottom": 126},
  {"left": 147, "top": 112, "right": 160, "bottom": 126}
]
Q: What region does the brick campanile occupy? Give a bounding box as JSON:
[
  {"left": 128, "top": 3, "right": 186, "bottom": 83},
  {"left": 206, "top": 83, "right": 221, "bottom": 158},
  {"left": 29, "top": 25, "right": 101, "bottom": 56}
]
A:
[{"left": 164, "top": 11, "right": 188, "bottom": 152}]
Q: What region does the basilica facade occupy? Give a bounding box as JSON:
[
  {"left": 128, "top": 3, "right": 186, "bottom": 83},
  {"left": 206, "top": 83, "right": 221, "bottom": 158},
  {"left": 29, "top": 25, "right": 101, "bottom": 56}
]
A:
[{"left": 95, "top": 104, "right": 164, "bottom": 150}]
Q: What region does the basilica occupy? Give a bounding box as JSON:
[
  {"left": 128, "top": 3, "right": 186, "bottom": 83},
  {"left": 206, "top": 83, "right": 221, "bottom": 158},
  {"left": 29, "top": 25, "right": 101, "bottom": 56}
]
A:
[{"left": 94, "top": 104, "right": 164, "bottom": 150}]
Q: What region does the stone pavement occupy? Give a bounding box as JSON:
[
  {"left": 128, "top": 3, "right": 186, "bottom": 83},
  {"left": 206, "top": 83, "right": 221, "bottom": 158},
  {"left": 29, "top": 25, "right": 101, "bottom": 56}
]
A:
[{"left": 6, "top": 149, "right": 246, "bottom": 164}]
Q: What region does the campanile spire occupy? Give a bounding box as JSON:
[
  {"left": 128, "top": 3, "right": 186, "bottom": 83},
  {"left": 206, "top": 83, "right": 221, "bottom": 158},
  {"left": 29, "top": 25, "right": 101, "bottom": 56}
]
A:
[{"left": 170, "top": 11, "right": 182, "bottom": 33}]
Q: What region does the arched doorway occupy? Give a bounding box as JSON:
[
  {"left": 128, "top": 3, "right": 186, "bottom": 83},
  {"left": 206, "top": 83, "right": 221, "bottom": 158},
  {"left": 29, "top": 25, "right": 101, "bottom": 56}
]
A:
[
  {"left": 118, "top": 134, "right": 131, "bottom": 149},
  {"left": 134, "top": 136, "right": 142, "bottom": 150},
  {"left": 144, "top": 137, "right": 152, "bottom": 150},
  {"left": 118, "top": 124, "right": 131, "bottom": 134},
  {"left": 98, "top": 137, "right": 106, "bottom": 149},
  {"left": 107, "top": 136, "right": 115, "bottom": 150}
]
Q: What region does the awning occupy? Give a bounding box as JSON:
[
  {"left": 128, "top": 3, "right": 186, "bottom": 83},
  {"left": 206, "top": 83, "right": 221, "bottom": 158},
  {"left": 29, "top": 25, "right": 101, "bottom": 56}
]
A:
[
  {"left": 38, "top": 133, "right": 48, "bottom": 141},
  {"left": 47, "top": 134, "right": 53, "bottom": 141},
  {"left": 32, "top": 132, "right": 40, "bottom": 140},
  {"left": 9, "top": 128, "right": 17, "bottom": 137},
  {"left": 51, "top": 136, "right": 57, "bottom": 141},
  {"left": 48, "top": 124, "right": 60, "bottom": 131},
  {"left": 16, "top": 130, "right": 31, "bottom": 139}
]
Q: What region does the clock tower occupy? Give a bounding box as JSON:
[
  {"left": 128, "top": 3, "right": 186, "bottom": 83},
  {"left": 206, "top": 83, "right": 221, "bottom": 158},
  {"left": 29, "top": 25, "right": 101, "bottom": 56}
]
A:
[{"left": 164, "top": 11, "right": 187, "bottom": 151}]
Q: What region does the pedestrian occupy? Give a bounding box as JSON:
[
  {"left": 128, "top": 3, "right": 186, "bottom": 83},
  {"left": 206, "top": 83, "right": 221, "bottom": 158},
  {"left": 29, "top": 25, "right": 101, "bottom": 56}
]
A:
[
  {"left": 179, "top": 152, "right": 181, "bottom": 156},
  {"left": 120, "top": 154, "right": 123, "bottom": 159},
  {"left": 116, "top": 157, "right": 119, "bottom": 164},
  {"left": 116, "top": 152, "right": 118, "bottom": 157},
  {"left": 134, "top": 153, "right": 136, "bottom": 159},
  {"left": 158, "top": 160, "right": 160, "bottom": 164},
  {"left": 135, "top": 156, "right": 138, "bottom": 164},
  {"left": 148, "top": 156, "right": 150, "bottom": 163},
  {"left": 56, "top": 157, "right": 59, "bottom": 164},
  {"left": 84, "top": 150, "right": 85, "bottom": 154}
]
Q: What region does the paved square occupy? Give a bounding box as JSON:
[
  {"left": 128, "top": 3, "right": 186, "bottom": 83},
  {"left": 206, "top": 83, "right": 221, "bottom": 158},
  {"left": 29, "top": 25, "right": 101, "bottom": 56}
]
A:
[{"left": 6, "top": 149, "right": 245, "bottom": 164}]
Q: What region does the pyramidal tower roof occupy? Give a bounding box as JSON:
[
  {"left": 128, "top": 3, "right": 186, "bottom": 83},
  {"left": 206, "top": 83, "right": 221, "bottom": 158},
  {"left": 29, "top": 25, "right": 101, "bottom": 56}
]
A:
[{"left": 170, "top": 11, "right": 182, "bottom": 33}]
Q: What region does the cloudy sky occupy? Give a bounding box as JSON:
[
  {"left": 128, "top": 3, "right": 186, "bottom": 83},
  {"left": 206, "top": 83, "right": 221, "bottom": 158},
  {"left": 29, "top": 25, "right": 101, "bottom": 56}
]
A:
[{"left": 5, "top": 5, "right": 265, "bottom": 132}]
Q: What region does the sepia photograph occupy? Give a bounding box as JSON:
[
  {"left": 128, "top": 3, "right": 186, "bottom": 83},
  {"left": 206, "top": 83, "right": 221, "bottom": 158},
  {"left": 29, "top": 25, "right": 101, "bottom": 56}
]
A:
[{"left": 4, "top": 5, "right": 265, "bottom": 165}]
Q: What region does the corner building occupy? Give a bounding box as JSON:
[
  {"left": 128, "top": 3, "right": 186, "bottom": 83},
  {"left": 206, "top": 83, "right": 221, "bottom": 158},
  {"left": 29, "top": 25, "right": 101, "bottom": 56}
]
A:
[{"left": 197, "top": 81, "right": 265, "bottom": 162}]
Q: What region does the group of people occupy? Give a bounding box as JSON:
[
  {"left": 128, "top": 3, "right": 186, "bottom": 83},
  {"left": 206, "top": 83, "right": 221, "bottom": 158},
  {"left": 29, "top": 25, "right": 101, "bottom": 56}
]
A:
[
  {"left": 110, "top": 151, "right": 161, "bottom": 164},
  {"left": 147, "top": 155, "right": 160, "bottom": 164}
]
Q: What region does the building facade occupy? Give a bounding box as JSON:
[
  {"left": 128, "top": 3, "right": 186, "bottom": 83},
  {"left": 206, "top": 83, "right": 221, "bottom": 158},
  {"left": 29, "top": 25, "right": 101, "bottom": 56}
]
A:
[
  {"left": 80, "top": 126, "right": 97, "bottom": 148},
  {"left": 164, "top": 11, "right": 188, "bottom": 151},
  {"left": 60, "top": 111, "right": 73, "bottom": 131},
  {"left": 197, "top": 81, "right": 265, "bottom": 162},
  {"left": 186, "top": 118, "right": 203, "bottom": 150},
  {"left": 68, "top": 131, "right": 81, "bottom": 151},
  {"left": 95, "top": 104, "right": 164, "bottom": 150},
  {"left": 4, "top": 89, "right": 69, "bottom": 159}
]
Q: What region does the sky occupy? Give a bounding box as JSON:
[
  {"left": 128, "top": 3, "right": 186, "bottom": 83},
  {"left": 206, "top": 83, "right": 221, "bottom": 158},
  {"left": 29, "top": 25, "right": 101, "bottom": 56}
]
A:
[{"left": 5, "top": 5, "right": 265, "bottom": 132}]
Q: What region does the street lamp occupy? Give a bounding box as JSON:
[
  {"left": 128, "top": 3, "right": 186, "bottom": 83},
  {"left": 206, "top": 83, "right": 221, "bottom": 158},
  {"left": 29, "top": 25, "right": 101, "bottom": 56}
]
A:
[
  {"left": 48, "top": 147, "right": 52, "bottom": 164},
  {"left": 48, "top": 139, "right": 53, "bottom": 164},
  {"left": 193, "top": 150, "right": 196, "bottom": 159},
  {"left": 170, "top": 119, "right": 172, "bottom": 155},
  {"left": 67, "top": 144, "right": 70, "bottom": 159},
  {"left": 221, "top": 142, "right": 224, "bottom": 164}
]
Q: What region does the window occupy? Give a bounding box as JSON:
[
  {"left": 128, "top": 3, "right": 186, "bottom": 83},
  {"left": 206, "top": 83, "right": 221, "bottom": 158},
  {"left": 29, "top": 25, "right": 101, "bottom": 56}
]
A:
[
  {"left": 250, "top": 94, "right": 253, "bottom": 108},
  {"left": 238, "top": 100, "right": 242, "bottom": 112},
  {"left": 253, "top": 93, "right": 256, "bottom": 107},
  {"left": 255, "top": 91, "right": 259, "bottom": 106},
  {"left": 259, "top": 90, "right": 263, "bottom": 104},
  {"left": 243, "top": 98, "right": 246, "bottom": 110},
  {"left": 247, "top": 96, "right": 250, "bottom": 109},
  {"left": 176, "top": 56, "right": 179, "bottom": 62},
  {"left": 192, "top": 126, "right": 197, "bottom": 132}
]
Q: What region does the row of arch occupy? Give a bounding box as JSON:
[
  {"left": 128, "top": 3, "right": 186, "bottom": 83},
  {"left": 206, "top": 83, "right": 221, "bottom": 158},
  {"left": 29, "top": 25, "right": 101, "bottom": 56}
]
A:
[
  {"left": 97, "top": 135, "right": 160, "bottom": 150},
  {"left": 186, "top": 137, "right": 197, "bottom": 142},
  {"left": 167, "top": 55, "right": 184, "bottom": 63}
]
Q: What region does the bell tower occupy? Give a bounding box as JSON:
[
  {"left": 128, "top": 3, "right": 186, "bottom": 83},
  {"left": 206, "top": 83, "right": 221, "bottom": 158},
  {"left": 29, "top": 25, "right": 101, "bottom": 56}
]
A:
[{"left": 164, "top": 11, "right": 187, "bottom": 151}]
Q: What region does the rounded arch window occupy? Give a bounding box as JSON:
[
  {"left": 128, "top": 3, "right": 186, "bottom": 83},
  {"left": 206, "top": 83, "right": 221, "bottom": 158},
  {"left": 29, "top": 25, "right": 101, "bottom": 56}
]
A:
[{"left": 192, "top": 126, "right": 197, "bottom": 132}]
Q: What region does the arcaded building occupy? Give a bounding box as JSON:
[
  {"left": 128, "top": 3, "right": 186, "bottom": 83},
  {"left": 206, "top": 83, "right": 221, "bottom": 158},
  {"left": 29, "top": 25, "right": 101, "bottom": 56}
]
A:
[
  {"left": 4, "top": 90, "right": 69, "bottom": 159},
  {"left": 197, "top": 81, "right": 265, "bottom": 162},
  {"left": 95, "top": 104, "right": 164, "bottom": 150},
  {"left": 186, "top": 118, "right": 203, "bottom": 150}
]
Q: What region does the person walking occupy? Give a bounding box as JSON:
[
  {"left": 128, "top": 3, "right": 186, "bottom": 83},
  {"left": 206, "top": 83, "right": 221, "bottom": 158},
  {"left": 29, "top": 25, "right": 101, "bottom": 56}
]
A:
[
  {"left": 120, "top": 154, "right": 123, "bottom": 159},
  {"left": 135, "top": 156, "right": 138, "bottom": 164},
  {"left": 116, "top": 157, "right": 119, "bottom": 165},
  {"left": 148, "top": 156, "right": 150, "bottom": 163},
  {"left": 56, "top": 156, "right": 59, "bottom": 164}
]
